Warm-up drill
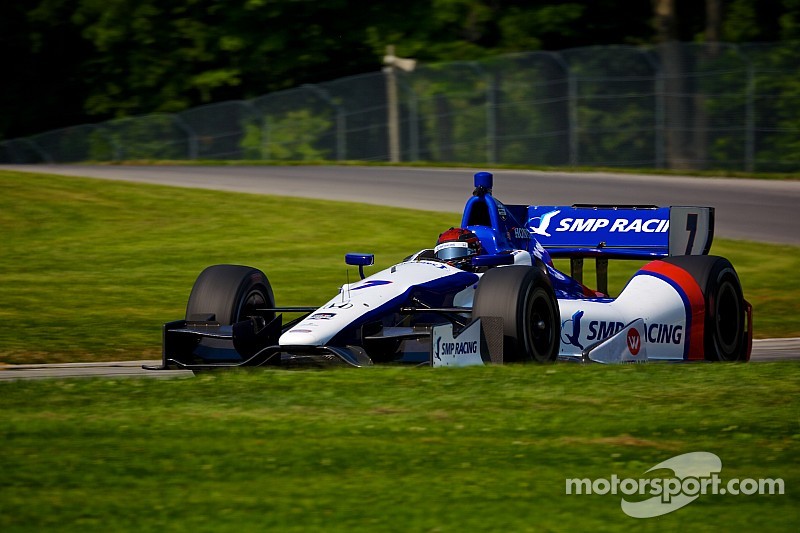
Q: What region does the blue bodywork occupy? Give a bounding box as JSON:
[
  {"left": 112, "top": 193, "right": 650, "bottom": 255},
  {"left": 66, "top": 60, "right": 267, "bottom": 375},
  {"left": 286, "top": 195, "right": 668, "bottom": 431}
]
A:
[
  {"left": 456, "top": 171, "right": 697, "bottom": 299},
  {"left": 460, "top": 173, "right": 601, "bottom": 299}
]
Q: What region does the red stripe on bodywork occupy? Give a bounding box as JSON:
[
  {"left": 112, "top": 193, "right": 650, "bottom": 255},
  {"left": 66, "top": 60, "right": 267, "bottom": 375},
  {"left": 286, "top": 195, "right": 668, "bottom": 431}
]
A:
[{"left": 641, "top": 260, "right": 706, "bottom": 360}]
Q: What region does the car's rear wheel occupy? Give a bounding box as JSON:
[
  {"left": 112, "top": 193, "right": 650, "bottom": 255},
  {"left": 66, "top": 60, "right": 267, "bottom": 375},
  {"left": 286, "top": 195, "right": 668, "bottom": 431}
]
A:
[
  {"left": 472, "top": 266, "right": 560, "bottom": 363},
  {"left": 659, "top": 256, "right": 747, "bottom": 361},
  {"left": 185, "top": 265, "right": 275, "bottom": 326}
]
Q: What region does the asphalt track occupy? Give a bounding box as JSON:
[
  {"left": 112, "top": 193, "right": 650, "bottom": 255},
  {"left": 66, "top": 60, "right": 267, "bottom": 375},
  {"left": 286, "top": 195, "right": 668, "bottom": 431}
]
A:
[
  {"left": 2, "top": 164, "right": 800, "bottom": 245},
  {"left": 0, "top": 164, "right": 797, "bottom": 378},
  {"left": 0, "top": 338, "right": 797, "bottom": 381}
]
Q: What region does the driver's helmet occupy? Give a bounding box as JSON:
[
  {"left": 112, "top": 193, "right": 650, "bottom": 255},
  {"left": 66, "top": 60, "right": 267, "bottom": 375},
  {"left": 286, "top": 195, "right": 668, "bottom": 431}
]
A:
[{"left": 434, "top": 227, "right": 482, "bottom": 268}]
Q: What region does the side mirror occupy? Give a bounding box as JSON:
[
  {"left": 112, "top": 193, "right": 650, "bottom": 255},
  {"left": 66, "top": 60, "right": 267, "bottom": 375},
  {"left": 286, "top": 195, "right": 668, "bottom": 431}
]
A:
[
  {"left": 345, "top": 253, "right": 375, "bottom": 279},
  {"left": 471, "top": 254, "right": 514, "bottom": 267}
]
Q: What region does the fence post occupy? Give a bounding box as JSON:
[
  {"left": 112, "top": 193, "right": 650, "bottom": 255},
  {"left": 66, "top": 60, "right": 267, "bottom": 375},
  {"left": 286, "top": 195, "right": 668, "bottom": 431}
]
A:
[
  {"left": 172, "top": 114, "right": 198, "bottom": 160},
  {"left": 384, "top": 64, "right": 400, "bottom": 163}
]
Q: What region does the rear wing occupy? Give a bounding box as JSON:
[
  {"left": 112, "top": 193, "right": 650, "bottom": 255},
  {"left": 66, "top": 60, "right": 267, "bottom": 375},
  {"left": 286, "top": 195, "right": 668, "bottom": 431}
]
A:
[
  {"left": 516, "top": 204, "right": 714, "bottom": 294},
  {"left": 520, "top": 204, "right": 715, "bottom": 258}
]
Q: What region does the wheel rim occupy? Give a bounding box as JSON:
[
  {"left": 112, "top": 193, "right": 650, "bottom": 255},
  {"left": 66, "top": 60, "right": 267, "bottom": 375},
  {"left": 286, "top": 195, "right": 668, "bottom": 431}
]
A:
[
  {"left": 525, "top": 288, "right": 557, "bottom": 361},
  {"left": 714, "top": 278, "right": 741, "bottom": 359},
  {"left": 236, "top": 287, "right": 269, "bottom": 322}
]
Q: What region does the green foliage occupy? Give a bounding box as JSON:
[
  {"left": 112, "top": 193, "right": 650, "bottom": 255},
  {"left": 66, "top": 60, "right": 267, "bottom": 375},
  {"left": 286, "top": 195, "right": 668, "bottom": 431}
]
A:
[
  {"left": 407, "top": 63, "right": 489, "bottom": 162},
  {"left": 0, "top": 0, "right": 701, "bottom": 139},
  {"left": 722, "top": 0, "right": 800, "bottom": 41},
  {"left": 240, "top": 111, "right": 334, "bottom": 162},
  {"left": 263, "top": 110, "right": 333, "bottom": 161}
]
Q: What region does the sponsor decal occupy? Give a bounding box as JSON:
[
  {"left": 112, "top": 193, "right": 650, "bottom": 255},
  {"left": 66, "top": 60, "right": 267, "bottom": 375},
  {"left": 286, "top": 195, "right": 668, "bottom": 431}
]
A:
[
  {"left": 511, "top": 227, "right": 531, "bottom": 240},
  {"left": 647, "top": 323, "right": 683, "bottom": 344},
  {"left": 434, "top": 241, "right": 468, "bottom": 252},
  {"left": 567, "top": 316, "right": 684, "bottom": 349},
  {"left": 309, "top": 313, "right": 336, "bottom": 320},
  {"left": 627, "top": 328, "right": 641, "bottom": 356},
  {"left": 351, "top": 280, "right": 392, "bottom": 291},
  {"left": 587, "top": 320, "right": 683, "bottom": 345},
  {"left": 561, "top": 310, "right": 585, "bottom": 350},
  {"left": 556, "top": 218, "right": 669, "bottom": 233},
  {"left": 431, "top": 320, "right": 484, "bottom": 367},
  {"left": 587, "top": 320, "right": 625, "bottom": 341},
  {"left": 586, "top": 318, "right": 648, "bottom": 364},
  {"left": 528, "top": 209, "right": 561, "bottom": 237},
  {"left": 435, "top": 338, "right": 479, "bottom": 359}
]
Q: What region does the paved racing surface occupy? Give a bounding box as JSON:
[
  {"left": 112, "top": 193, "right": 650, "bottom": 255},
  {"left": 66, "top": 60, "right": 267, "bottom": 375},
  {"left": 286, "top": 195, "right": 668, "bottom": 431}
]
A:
[
  {"left": 0, "top": 361, "right": 192, "bottom": 380},
  {"left": 0, "top": 164, "right": 797, "bottom": 377},
  {"left": 2, "top": 164, "right": 799, "bottom": 245},
  {"left": 0, "top": 339, "right": 796, "bottom": 381}
]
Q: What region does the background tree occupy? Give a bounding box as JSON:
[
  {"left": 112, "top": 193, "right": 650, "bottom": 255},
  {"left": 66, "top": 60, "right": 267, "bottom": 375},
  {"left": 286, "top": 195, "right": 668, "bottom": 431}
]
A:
[{"left": 0, "top": 0, "right": 797, "bottom": 140}]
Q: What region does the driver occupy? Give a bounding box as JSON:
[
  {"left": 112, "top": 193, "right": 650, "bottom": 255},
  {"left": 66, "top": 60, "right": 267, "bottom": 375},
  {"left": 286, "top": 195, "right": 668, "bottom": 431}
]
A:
[{"left": 434, "top": 227, "right": 483, "bottom": 269}]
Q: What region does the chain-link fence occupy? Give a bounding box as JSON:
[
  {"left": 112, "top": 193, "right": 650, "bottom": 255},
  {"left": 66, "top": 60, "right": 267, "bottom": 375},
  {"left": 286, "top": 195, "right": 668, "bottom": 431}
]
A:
[{"left": 2, "top": 41, "right": 798, "bottom": 172}]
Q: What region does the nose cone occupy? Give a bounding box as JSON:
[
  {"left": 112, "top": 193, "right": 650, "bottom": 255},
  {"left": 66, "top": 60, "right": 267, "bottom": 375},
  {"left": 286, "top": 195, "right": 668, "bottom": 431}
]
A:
[{"left": 279, "top": 330, "right": 322, "bottom": 347}]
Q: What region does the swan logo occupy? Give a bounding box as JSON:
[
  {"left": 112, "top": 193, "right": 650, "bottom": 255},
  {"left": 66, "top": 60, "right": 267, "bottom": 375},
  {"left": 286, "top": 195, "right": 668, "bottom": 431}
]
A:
[
  {"left": 528, "top": 209, "right": 561, "bottom": 237},
  {"left": 561, "top": 310, "right": 584, "bottom": 350}
]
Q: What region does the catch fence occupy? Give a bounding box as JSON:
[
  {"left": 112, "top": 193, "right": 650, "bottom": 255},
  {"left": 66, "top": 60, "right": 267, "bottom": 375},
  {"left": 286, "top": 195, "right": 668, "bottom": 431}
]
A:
[{"left": 2, "top": 41, "right": 798, "bottom": 172}]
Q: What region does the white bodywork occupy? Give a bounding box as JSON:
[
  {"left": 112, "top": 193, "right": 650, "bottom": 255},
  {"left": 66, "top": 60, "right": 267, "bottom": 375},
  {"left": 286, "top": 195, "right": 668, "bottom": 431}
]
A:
[
  {"left": 280, "top": 251, "right": 691, "bottom": 363},
  {"left": 279, "top": 260, "right": 478, "bottom": 347},
  {"left": 557, "top": 273, "right": 689, "bottom": 361}
]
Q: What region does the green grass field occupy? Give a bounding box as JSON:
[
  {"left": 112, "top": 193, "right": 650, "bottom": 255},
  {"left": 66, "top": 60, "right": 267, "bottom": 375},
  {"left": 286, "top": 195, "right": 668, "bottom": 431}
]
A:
[
  {"left": 0, "top": 169, "right": 798, "bottom": 531},
  {"left": 1, "top": 365, "right": 798, "bottom": 531},
  {"left": 0, "top": 169, "right": 798, "bottom": 364}
]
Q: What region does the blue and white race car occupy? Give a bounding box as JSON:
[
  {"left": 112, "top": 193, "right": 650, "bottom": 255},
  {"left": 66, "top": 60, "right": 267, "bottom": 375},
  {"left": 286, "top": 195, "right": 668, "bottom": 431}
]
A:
[{"left": 146, "top": 171, "right": 751, "bottom": 371}]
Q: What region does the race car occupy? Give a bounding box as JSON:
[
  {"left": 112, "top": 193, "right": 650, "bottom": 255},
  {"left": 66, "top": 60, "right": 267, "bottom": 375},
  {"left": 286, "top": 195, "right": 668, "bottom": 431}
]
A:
[{"left": 145, "top": 171, "right": 751, "bottom": 371}]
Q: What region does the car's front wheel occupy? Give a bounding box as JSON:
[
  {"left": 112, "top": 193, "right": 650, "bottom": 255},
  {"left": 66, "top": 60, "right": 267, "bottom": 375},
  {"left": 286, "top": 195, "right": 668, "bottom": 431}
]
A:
[
  {"left": 472, "top": 266, "right": 560, "bottom": 363},
  {"left": 185, "top": 264, "right": 275, "bottom": 326}
]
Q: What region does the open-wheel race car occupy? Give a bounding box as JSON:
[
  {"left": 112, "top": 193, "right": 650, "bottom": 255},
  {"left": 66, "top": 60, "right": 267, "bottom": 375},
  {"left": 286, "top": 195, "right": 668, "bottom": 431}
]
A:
[{"left": 145, "top": 171, "right": 751, "bottom": 371}]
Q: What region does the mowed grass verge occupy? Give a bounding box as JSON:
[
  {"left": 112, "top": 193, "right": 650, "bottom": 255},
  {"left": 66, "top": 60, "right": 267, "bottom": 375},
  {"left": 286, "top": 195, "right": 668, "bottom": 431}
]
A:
[
  {"left": 0, "top": 364, "right": 798, "bottom": 531},
  {"left": 0, "top": 169, "right": 798, "bottom": 363}
]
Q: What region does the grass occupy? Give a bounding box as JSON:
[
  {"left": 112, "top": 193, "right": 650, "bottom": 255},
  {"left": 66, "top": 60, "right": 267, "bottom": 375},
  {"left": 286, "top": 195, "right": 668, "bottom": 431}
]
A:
[
  {"left": 0, "top": 364, "right": 797, "bottom": 531},
  {"left": 0, "top": 169, "right": 798, "bottom": 363},
  {"left": 0, "top": 169, "right": 797, "bottom": 531}
]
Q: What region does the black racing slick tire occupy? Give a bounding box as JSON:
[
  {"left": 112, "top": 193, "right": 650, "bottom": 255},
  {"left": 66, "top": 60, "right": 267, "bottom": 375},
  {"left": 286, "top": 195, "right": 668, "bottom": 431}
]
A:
[
  {"left": 472, "top": 266, "right": 560, "bottom": 363},
  {"left": 185, "top": 265, "right": 275, "bottom": 326},
  {"left": 660, "top": 255, "right": 748, "bottom": 361}
]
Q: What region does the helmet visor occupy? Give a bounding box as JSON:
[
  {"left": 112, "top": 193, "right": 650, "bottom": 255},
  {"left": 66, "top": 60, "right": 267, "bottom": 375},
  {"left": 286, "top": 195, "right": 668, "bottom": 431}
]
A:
[{"left": 434, "top": 241, "right": 473, "bottom": 261}]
